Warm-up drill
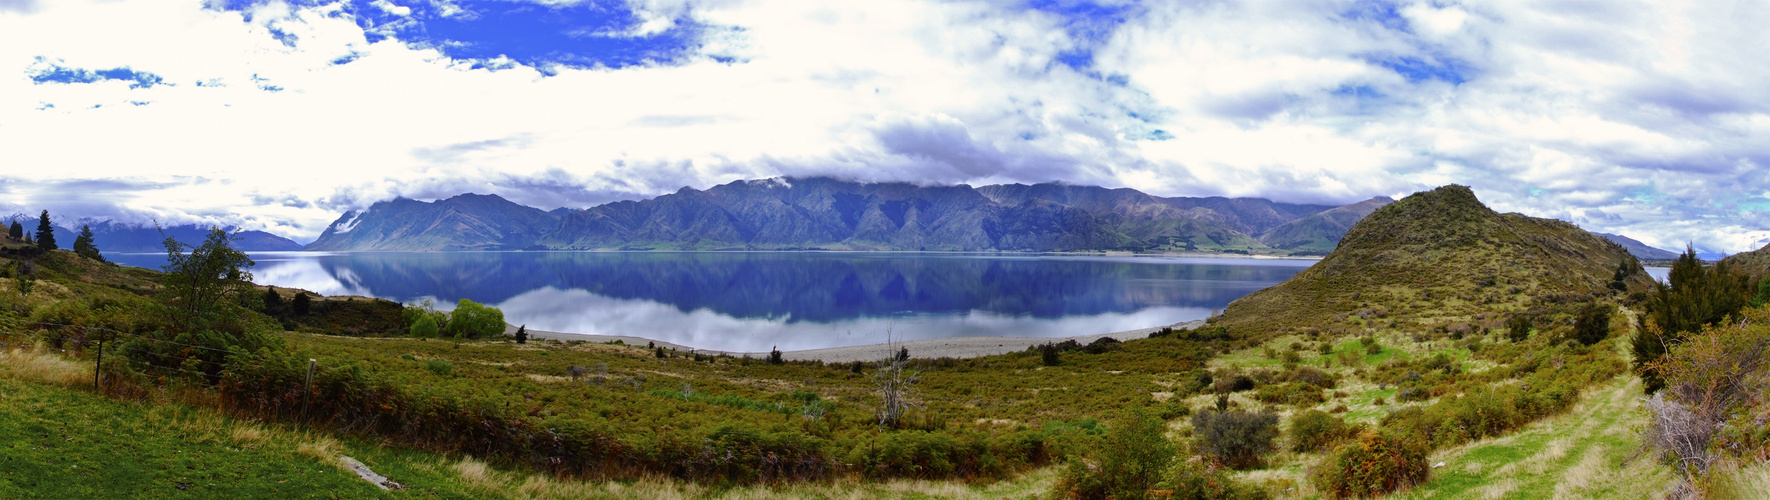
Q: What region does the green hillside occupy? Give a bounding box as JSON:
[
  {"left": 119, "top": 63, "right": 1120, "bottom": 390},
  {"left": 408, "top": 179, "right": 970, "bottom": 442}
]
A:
[{"left": 1216, "top": 185, "right": 1652, "bottom": 338}]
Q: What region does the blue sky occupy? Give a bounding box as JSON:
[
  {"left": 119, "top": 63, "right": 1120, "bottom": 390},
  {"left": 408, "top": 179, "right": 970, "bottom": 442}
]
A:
[{"left": 2, "top": 0, "right": 1769, "bottom": 254}]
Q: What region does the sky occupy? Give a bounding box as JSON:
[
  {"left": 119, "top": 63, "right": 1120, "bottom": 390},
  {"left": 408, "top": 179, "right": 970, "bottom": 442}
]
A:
[{"left": 2, "top": 0, "right": 1768, "bottom": 253}]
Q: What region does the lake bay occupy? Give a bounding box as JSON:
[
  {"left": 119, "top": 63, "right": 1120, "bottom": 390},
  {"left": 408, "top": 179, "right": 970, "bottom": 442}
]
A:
[{"left": 112, "top": 252, "right": 1314, "bottom": 352}]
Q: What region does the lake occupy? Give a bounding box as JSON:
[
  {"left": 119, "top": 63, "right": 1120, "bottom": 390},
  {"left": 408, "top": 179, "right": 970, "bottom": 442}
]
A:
[{"left": 110, "top": 252, "right": 1317, "bottom": 352}]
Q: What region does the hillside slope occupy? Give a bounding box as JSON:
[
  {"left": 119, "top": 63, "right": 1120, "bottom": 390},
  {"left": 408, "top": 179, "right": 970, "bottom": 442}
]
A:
[
  {"left": 1216, "top": 185, "right": 1652, "bottom": 335},
  {"left": 1256, "top": 196, "right": 1394, "bottom": 254},
  {"left": 305, "top": 194, "right": 560, "bottom": 251},
  {"left": 1719, "top": 242, "right": 1770, "bottom": 276},
  {"left": 1596, "top": 233, "right": 1679, "bottom": 260}
]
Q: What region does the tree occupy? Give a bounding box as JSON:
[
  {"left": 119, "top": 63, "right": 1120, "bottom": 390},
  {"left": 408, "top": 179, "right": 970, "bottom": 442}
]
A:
[
  {"left": 72, "top": 224, "right": 103, "bottom": 262},
  {"left": 291, "top": 292, "right": 311, "bottom": 316},
  {"left": 514, "top": 324, "right": 528, "bottom": 344},
  {"left": 6, "top": 220, "right": 20, "bottom": 240},
  {"left": 1634, "top": 246, "right": 1753, "bottom": 393},
  {"left": 410, "top": 314, "right": 439, "bottom": 337},
  {"left": 1573, "top": 302, "right": 1614, "bottom": 346},
  {"left": 34, "top": 210, "right": 56, "bottom": 251},
  {"left": 1755, "top": 277, "right": 1770, "bottom": 308},
  {"left": 261, "top": 287, "right": 284, "bottom": 313},
  {"left": 442, "top": 298, "right": 504, "bottom": 339},
  {"left": 161, "top": 227, "right": 255, "bottom": 332},
  {"left": 1053, "top": 406, "right": 1175, "bottom": 499}
]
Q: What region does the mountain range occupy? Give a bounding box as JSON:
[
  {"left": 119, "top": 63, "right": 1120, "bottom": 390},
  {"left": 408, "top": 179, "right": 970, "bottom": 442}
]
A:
[
  {"left": 0, "top": 215, "right": 303, "bottom": 253},
  {"left": 307, "top": 177, "right": 1400, "bottom": 254}
]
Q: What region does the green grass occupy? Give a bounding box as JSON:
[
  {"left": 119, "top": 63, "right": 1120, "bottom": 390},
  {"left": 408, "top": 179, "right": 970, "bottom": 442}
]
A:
[
  {"left": 0, "top": 375, "right": 478, "bottom": 499},
  {"left": 1400, "top": 375, "right": 1674, "bottom": 499}
]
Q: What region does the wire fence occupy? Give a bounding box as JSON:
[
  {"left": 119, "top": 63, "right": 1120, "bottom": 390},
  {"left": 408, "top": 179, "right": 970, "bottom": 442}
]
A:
[{"left": 1, "top": 321, "right": 279, "bottom": 391}]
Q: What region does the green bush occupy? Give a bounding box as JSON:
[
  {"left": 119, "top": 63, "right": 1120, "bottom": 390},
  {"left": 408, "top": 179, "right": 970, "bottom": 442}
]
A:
[
  {"left": 1254, "top": 382, "right": 1325, "bottom": 406},
  {"left": 425, "top": 359, "right": 453, "bottom": 376},
  {"left": 409, "top": 314, "right": 439, "bottom": 337},
  {"left": 443, "top": 299, "right": 504, "bottom": 339},
  {"left": 1162, "top": 457, "right": 1271, "bottom": 500},
  {"left": 1573, "top": 302, "right": 1613, "bottom": 346},
  {"left": 1191, "top": 409, "right": 1278, "bottom": 469},
  {"left": 1050, "top": 407, "right": 1174, "bottom": 500},
  {"left": 1289, "top": 409, "right": 1354, "bottom": 453},
  {"left": 1506, "top": 315, "right": 1532, "bottom": 342},
  {"left": 1310, "top": 431, "right": 1429, "bottom": 499}
]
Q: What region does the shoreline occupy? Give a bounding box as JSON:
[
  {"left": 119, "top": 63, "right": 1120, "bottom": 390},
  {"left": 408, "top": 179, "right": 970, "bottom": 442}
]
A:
[{"left": 504, "top": 319, "right": 1208, "bottom": 364}]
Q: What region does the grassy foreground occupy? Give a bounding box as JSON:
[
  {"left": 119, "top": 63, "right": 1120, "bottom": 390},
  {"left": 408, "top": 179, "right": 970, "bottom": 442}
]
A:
[{"left": 0, "top": 344, "right": 1064, "bottom": 499}]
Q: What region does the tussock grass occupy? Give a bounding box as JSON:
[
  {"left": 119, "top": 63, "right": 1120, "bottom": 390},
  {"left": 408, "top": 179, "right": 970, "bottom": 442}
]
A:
[{"left": 0, "top": 344, "right": 89, "bottom": 386}]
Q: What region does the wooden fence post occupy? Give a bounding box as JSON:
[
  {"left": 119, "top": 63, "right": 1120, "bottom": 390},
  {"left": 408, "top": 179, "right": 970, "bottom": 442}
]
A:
[
  {"left": 93, "top": 338, "right": 103, "bottom": 393},
  {"left": 302, "top": 358, "right": 315, "bottom": 421}
]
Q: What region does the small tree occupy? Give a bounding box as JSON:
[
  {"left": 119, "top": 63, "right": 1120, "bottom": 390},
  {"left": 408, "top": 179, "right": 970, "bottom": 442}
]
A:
[
  {"left": 1755, "top": 278, "right": 1770, "bottom": 308},
  {"left": 514, "top": 324, "right": 528, "bottom": 344},
  {"left": 768, "top": 345, "right": 784, "bottom": 364},
  {"left": 34, "top": 210, "right": 56, "bottom": 251},
  {"left": 72, "top": 224, "right": 103, "bottom": 262},
  {"left": 876, "top": 341, "right": 921, "bottom": 428},
  {"left": 1573, "top": 302, "right": 1614, "bottom": 346},
  {"left": 7, "top": 220, "right": 20, "bottom": 240},
  {"left": 15, "top": 263, "right": 35, "bottom": 299},
  {"left": 1506, "top": 315, "right": 1532, "bottom": 343},
  {"left": 409, "top": 314, "right": 439, "bottom": 337},
  {"left": 443, "top": 298, "right": 504, "bottom": 339},
  {"left": 291, "top": 292, "right": 311, "bottom": 316},
  {"left": 160, "top": 227, "right": 255, "bottom": 332},
  {"left": 262, "top": 287, "right": 284, "bottom": 313}
]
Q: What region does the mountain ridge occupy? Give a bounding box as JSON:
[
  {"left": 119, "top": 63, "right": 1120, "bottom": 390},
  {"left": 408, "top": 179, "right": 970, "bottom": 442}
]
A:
[
  {"left": 311, "top": 177, "right": 1382, "bottom": 254},
  {"left": 1214, "top": 184, "right": 1653, "bottom": 336}
]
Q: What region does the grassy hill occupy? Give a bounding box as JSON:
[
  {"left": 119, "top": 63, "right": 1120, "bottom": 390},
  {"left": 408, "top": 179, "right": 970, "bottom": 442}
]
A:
[
  {"left": 1215, "top": 185, "right": 1652, "bottom": 338},
  {"left": 1719, "top": 242, "right": 1770, "bottom": 276}
]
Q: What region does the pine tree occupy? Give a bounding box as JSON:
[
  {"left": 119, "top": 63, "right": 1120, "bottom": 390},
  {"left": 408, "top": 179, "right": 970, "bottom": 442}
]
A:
[
  {"left": 6, "top": 220, "right": 20, "bottom": 240},
  {"left": 73, "top": 224, "right": 103, "bottom": 262},
  {"left": 514, "top": 324, "right": 528, "bottom": 344},
  {"left": 34, "top": 210, "right": 56, "bottom": 251}
]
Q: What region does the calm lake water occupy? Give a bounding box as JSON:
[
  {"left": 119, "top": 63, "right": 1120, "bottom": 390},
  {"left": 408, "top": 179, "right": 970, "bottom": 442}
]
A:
[{"left": 112, "top": 252, "right": 1313, "bottom": 352}]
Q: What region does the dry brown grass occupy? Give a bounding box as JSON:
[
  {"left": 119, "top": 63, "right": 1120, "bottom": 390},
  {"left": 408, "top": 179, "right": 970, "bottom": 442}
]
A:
[
  {"left": 441, "top": 455, "right": 1059, "bottom": 500},
  {"left": 0, "top": 345, "right": 90, "bottom": 386}
]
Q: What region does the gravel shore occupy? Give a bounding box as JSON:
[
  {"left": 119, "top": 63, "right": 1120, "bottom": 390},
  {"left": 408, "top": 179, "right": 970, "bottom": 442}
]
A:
[{"left": 505, "top": 319, "right": 1207, "bottom": 363}]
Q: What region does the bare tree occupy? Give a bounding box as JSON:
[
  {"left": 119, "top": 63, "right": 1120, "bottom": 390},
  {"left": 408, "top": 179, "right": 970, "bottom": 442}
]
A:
[{"left": 875, "top": 329, "right": 921, "bottom": 428}]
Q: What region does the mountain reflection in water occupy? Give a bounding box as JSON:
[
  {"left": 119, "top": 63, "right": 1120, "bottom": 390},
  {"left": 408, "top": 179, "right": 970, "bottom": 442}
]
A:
[{"left": 110, "top": 252, "right": 1312, "bottom": 352}]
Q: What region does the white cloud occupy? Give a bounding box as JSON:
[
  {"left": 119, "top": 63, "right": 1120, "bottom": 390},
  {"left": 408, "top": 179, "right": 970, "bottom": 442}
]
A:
[{"left": 0, "top": 0, "right": 1767, "bottom": 253}]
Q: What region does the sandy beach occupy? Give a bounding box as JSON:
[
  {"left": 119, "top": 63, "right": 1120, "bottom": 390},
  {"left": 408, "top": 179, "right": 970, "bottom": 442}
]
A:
[{"left": 505, "top": 319, "right": 1207, "bottom": 363}]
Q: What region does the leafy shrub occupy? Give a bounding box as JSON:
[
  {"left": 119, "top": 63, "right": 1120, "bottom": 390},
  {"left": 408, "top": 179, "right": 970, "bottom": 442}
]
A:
[
  {"left": 1161, "top": 456, "right": 1271, "bottom": 500},
  {"left": 1506, "top": 315, "right": 1532, "bottom": 342},
  {"left": 1083, "top": 337, "right": 1122, "bottom": 354},
  {"left": 1214, "top": 374, "right": 1256, "bottom": 394},
  {"left": 1309, "top": 431, "right": 1429, "bottom": 499},
  {"left": 1050, "top": 407, "right": 1174, "bottom": 500},
  {"left": 425, "top": 359, "right": 453, "bottom": 376},
  {"left": 1039, "top": 342, "right": 1061, "bottom": 366},
  {"left": 1191, "top": 409, "right": 1278, "bottom": 469},
  {"left": 1573, "top": 302, "right": 1613, "bottom": 346},
  {"left": 1285, "top": 366, "right": 1335, "bottom": 388},
  {"left": 1254, "top": 382, "right": 1325, "bottom": 406},
  {"left": 1289, "top": 409, "right": 1355, "bottom": 453},
  {"left": 409, "top": 314, "right": 439, "bottom": 337}
]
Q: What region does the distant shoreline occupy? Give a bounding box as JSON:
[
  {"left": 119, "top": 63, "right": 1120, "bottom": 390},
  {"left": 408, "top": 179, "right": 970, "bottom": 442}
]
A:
[{"left": 505, "top": 319, "right": 1209, "bottom": 364}]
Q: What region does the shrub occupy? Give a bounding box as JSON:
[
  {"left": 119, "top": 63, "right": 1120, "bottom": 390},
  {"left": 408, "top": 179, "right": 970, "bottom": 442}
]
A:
[
  {"left": 1162, "top": 456, "right": 1271, "bottom": 500},
  {"left": 1083, "top": 337, "right": 1121, "bottom": 354},
  {"left": 1191, "top": 409, "right": 1278, "bottom": 469},
  {"left": 425, "top": 359, "right": 453, "bottom": 376},
  {"left": 1506, "top": 315, "right": 1532, "bottom": 342},
  {"left": 1289, "top": 409, "right": 1355, "bottom": 453},
  {"left": 1039, "top": 342, "right": 1061, "bottom": 366},
  {"left": 1050, "top": 407, "right": 1174, "bottom": 500},
  {"left": 1286, "top": 366, "right": 1335, "bottom": 388},
  {"left": 1214, "top": 375, "right": 1256, "bottom": 394},
  {"left": 1310, "top": 431, "right": 1429, "bottom": 499},
  {"left": 292, "top": 293, "right": 311, "bottom": 316},
  {"left": 1254, "top": 382, "right": 1325, "bottom": 406},
  {"left": 1573, "top": 302, "right": 1613, "bottom": 346},
  {"left": 409, "top": 315, "right": 439, "bottom": 337},
  {"left": 768, "top": 346, "right": 784, "bottom": 365}
]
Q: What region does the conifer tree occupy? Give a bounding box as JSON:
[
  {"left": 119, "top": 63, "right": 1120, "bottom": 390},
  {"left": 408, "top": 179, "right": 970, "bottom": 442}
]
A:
[
  {"left": 72, "top": 224, "right": 103, "bottom": 262},
  {"left": 6, "top": 220, "right": 20, "bottom": 240},
  {"left": 34, "top": 210, "right": 56, "bottom": 251}
]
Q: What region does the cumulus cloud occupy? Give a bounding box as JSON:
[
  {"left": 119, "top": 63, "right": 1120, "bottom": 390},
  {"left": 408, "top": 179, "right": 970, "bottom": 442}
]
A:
[{"left": 0, "top": 0, "right": 1767, "bottom": 252}]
